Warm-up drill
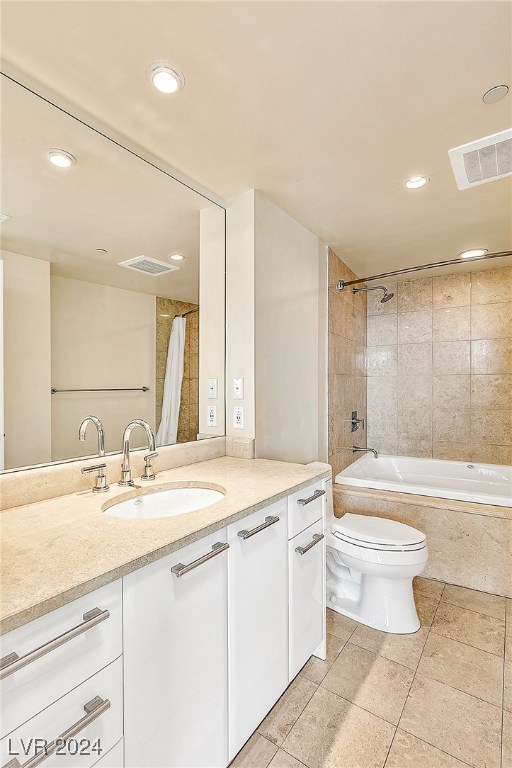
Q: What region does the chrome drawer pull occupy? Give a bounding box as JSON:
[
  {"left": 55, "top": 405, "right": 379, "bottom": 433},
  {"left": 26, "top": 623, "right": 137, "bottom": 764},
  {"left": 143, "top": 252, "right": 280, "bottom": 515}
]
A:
[
  {"left": 2, "top": 696, "right": 110, "bottom": 768},
  {"left": 171, "top": 542, "right": 229, "bottom": 577},
  {"left": 297, "top": 489, "right": 325, "bottom": 506},
  {"left": 237, "top": 515, "right": 280, "bottom": 540},
  {"left": 0, "top": 608, "right": 110, "bottom": 681},
  {"left": 295, "top": 533, "right": 324, "bottom": 555}
]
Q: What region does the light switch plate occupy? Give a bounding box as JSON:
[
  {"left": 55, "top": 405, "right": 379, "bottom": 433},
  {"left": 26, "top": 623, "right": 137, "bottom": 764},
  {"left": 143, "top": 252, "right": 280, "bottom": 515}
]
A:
[
  {"left": 207, "top": 378, "right": 218, "bottom": 399},
  {"left": 207, "top": 405, "right": 217, "bottom": 427},
  {"left": 233, "top": 378, "right": 244, "bottom": 399}
]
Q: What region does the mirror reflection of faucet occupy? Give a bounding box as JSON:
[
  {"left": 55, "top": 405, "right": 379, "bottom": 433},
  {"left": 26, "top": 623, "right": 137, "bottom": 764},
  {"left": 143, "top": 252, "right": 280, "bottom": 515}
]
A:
[{"left": 79, "top": 416, "right": 109, "bottom": 492}]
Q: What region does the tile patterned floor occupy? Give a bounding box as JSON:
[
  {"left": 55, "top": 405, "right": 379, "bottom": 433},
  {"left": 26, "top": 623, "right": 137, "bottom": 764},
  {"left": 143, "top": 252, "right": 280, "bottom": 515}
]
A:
[{"left": 232, "top": 578, "right": 511, "bottom": 768}]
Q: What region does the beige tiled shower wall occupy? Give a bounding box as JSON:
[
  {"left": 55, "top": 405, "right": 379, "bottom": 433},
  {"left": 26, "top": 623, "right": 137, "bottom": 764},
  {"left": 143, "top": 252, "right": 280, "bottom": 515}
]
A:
[
  {"left": 328, "top": 249, "right": 367, "bottom": 477},
  {"left": 156, "top": 298, "right": 199, "bottom": 444},
  {"left": 366, "top": 267, "right": 512, "bottom": 464}
]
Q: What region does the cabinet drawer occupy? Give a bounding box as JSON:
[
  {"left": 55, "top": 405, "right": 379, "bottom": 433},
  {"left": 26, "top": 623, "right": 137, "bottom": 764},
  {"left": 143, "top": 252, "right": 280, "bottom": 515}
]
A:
[
  {"left": 287, "top": 481, "right": 325, "bottom": 539},
  {"left": 1, "top": 581, "right": 122, "bottom": 738},
  {"left": 289, "top": 519, "right": 325, "bottom": 680},
  {"left": 0, "top": 657, "right": 123, "bottom": 768}
]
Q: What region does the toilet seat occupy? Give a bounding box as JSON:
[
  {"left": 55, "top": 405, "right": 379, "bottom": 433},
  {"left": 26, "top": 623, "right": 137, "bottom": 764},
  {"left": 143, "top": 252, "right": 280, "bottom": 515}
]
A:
[{"left": 332, "top": 513, "right": 426, "bottom": 550}]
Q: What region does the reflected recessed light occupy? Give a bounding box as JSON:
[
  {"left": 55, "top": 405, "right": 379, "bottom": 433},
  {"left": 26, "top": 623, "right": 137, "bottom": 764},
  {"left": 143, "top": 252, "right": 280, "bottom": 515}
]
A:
[
  {"left": 147, "top": 62, "right": 185, "bottom": 94},
  {"left": 459, "top": 248, "right": 488, "bottom": 259},
  {"left": 48, "top": 149, "right": 76, "bottom": 168},
  {"left": 405, "top": 175, "right": 429, "bottom": 189},
  {"left": 0, "top": 213, "right": 11, "bottom": 224},
  {"left": 169, "top": 253, "right": 185, "bottom": 261},
  {"left": 483, "top": 85, "right": 509, "bottom": 104}
]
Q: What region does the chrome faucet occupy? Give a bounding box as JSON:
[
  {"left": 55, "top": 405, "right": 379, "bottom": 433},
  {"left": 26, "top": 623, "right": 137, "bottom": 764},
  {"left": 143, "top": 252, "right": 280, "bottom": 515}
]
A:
[
  {"left": 79, "top": 416, "right": 109, "bottom": 492},
  {"left": 119, "top": 419, "right": 158, "bottom": 486},
  {"left": 352, "top": 446, "right": 378, "bottom": 459},
  {"left": 79, "top": 415, "right": 106, "bottom": 456}
]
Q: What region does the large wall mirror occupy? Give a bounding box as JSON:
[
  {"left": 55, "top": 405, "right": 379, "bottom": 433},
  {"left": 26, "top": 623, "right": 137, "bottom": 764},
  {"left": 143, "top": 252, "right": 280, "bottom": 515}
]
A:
[{"left": 0, "top": 74, "right": 226, "bottom": 472}]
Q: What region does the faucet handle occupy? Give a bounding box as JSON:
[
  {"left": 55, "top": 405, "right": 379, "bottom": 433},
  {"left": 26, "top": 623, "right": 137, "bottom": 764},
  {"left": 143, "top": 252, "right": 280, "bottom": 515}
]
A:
[
  {"left": 141, "top": 451, "right": 158, "bottom": 482},
  {"left": 82, "top": 463, "right": 109, "bottom": 493}
]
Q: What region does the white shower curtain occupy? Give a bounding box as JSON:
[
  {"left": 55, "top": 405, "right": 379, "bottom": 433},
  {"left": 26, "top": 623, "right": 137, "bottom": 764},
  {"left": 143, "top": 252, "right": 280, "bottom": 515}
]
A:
[{"left": 156, "top": 316, "right": 186, "bottom": 447}]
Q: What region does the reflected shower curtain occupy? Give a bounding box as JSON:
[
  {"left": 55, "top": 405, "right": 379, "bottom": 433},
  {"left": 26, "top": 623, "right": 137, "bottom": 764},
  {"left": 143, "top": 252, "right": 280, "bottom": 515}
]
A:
[{"left": 156, "top": 316, "right": 186, "bottom": 446}]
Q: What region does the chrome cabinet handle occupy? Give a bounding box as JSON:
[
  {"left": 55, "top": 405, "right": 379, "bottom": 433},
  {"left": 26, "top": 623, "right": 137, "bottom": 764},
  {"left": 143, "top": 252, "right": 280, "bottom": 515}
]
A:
[
  {"left": 237, "top": 515, "right": 280, "bottom": 540},
  {"left": 0, "top": 608, "right": 110, "bottom": 681},
  {"left": 2, "top": 696, "right": 111, "bottom": 768},
  {"left": 295, "top": 533, "right": 324, "bottom": 555},
  {"left": 171, "top": 542, "right": 229, "bottom": 578},
  {"left": 297, "top": 489, "right": 325, "bottom": 506}
]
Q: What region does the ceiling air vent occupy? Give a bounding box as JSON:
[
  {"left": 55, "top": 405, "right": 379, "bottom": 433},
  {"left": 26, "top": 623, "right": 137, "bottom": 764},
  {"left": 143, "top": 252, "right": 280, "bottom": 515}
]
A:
[
  {"left": 118, "top": 256, "right": 179, "bottom": 276},
  {"left": 449, "top": 128, "right": 512, "bottom": 190}
]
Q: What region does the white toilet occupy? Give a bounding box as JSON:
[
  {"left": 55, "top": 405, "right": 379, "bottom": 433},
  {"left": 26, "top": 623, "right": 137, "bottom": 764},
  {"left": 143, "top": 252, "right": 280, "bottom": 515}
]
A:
[{"left": 326, "top": 487, "right": 428, "bottom": 633}]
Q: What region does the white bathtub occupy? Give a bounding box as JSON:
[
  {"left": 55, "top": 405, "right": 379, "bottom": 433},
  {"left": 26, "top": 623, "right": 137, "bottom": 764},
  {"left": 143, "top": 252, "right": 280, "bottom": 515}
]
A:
[{"left": 335, "top": 454, "right": 512, "bottom": 508}]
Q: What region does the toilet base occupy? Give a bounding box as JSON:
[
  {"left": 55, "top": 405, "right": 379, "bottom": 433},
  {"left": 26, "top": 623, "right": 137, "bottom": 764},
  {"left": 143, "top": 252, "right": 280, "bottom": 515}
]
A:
[{"left": 327, "top": 573, "right": 421, "bottom": 634}]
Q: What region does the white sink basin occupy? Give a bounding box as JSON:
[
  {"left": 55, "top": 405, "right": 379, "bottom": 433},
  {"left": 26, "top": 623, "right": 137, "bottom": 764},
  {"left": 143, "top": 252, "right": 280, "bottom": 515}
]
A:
[{"left": 105, "top": 486, "right": 225, "bottom": 520}]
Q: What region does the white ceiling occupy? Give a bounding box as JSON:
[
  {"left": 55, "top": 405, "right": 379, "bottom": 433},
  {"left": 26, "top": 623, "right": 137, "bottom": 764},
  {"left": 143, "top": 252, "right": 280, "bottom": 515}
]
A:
[{"left": 1, "top": 1, "right": 511, "bottom": 278}]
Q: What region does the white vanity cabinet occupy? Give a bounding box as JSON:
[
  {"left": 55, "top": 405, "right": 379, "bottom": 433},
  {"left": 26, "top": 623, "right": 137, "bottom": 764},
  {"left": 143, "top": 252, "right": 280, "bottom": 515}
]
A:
[
  {"left": 122, "top": 530, "right": 229, "bottom": 768},
  {"left": 227, "top": 500, "right": 289, "bottom": 760},
  {"left": 288, "top": 481, "right": 327, "bottom": 680}
]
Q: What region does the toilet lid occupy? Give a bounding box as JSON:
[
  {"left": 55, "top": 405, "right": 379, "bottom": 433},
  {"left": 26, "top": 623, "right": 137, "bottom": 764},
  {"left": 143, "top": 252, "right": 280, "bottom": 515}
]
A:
[{"left": 332, "top": 513, "right": 426, "bottom": 547}]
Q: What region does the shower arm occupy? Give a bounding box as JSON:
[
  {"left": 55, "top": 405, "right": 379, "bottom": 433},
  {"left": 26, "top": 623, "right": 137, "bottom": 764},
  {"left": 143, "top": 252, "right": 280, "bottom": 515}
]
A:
[{"left": 335, "top": 250, "right": 512, "bottom": 291}]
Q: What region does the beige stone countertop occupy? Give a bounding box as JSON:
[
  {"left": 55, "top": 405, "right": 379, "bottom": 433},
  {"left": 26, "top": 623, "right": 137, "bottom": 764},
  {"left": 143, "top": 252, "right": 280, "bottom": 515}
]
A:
[{"left": 0, "top": 457, "right": 330, "bottom": 635}]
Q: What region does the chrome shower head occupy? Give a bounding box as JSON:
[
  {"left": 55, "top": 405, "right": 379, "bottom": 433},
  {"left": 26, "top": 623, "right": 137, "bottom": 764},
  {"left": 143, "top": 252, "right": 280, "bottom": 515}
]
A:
[{"left": 352, "top": 285, "right": 394, "bottom": 303}]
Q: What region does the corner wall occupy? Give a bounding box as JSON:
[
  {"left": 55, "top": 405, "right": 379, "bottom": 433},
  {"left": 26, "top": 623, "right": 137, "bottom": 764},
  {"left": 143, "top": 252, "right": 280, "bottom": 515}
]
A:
[
  {"left": 327, "top": 249, "right": 367, "bottom": 477},
  {"left": 226, "top": 190, "right": 327, "bottom": 464}
]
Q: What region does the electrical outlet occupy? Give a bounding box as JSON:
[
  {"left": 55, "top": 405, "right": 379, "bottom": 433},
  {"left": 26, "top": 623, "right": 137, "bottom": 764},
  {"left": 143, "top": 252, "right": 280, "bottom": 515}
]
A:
[
  {"left": 207, "top": 405, "right": 217, "bottom": 427},
  {"left": 233, "top": 377, "right": 244, "bottom": 399},
  {"left": 207, "top": 378, "right": 218, "bottom": 399},
  {"left": 233, "top": 406, "right": 244, "bottom": 429}
]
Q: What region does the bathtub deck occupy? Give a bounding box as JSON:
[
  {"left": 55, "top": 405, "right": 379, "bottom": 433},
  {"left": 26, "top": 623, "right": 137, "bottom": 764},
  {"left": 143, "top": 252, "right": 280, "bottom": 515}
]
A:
[{"left": 232, "top": 577, "right": 511, "bottom": 768}]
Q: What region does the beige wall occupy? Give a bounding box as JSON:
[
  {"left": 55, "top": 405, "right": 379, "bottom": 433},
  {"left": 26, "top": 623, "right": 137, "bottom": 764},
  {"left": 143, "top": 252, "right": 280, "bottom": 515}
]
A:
[
  {"left": 254, "top": 192, "right": 326, "bottom": 464},
  {"left": 51, "top": 276, "right": 156, "bottom": 460},
  {"left": 199, "top": 205, "right": 226, "bottom": 437},
  {"left": 156, "top": 298, "right": 199, "bottom": 443},
  {"left": 366, "top": 267, "right": 512, "bottom": 464},
  {"left": 2, "top": 250, "right": 52, "bottom": 469},
  {"left": 226, "top": 190, "right": 256, "bottom": 440},
  {"left": 226, "top": 190, "right": 327, "bottom": 464},
  {"left": 328, "top": 249, "right": 367, "bottom": 477}
]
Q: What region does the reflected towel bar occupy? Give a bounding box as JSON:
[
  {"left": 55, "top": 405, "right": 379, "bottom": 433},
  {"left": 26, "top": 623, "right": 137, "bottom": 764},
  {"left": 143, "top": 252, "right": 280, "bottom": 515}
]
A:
[{"left": 51, "top": 386, "right": 149, "bottom": 393}]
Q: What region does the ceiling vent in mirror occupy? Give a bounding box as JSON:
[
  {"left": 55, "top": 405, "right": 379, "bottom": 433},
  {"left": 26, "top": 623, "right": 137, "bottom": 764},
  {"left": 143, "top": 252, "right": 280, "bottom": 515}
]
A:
[
  {"left": 119, "top": 256, "right": 179, "bottom": 276},
  {"left": 449, "top": 128, "right": 512, "bottom": 190}
]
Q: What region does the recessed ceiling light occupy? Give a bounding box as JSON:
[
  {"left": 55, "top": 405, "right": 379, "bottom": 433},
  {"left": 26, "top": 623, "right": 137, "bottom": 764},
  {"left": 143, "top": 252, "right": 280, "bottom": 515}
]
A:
[
  {"left": 482, "top": 85, "right": 509, "bottom": 104},
  {"left": 0, "top": 213, "right": 11, "bottom": 224},
  {"left": 459, "top": 248, "right": 488, "bottom": 259},
  {"left": 169, "top": 253, "right": 185, "bottom": 261},
  {"left": 48, "top": 149, "right": 76, "bottom": 168},
  {"left": 146, "top": 62, "right": 184, "bottom": 94},
  {"left": 405, "top": 175, "right": 429, "bottom": 189}
]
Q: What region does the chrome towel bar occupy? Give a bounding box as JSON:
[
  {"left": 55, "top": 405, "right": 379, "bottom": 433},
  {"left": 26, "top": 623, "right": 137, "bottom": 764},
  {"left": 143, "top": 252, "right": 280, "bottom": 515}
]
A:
[{"left": 51, "top": 387, "right": 149, "bottom": 393}]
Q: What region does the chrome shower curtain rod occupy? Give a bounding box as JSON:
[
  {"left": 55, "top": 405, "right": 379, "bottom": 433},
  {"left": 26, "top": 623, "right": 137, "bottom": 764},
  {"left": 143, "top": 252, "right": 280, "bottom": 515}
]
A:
[{"left": 336, "top": 250, "right": 512, "bottom": 290}]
